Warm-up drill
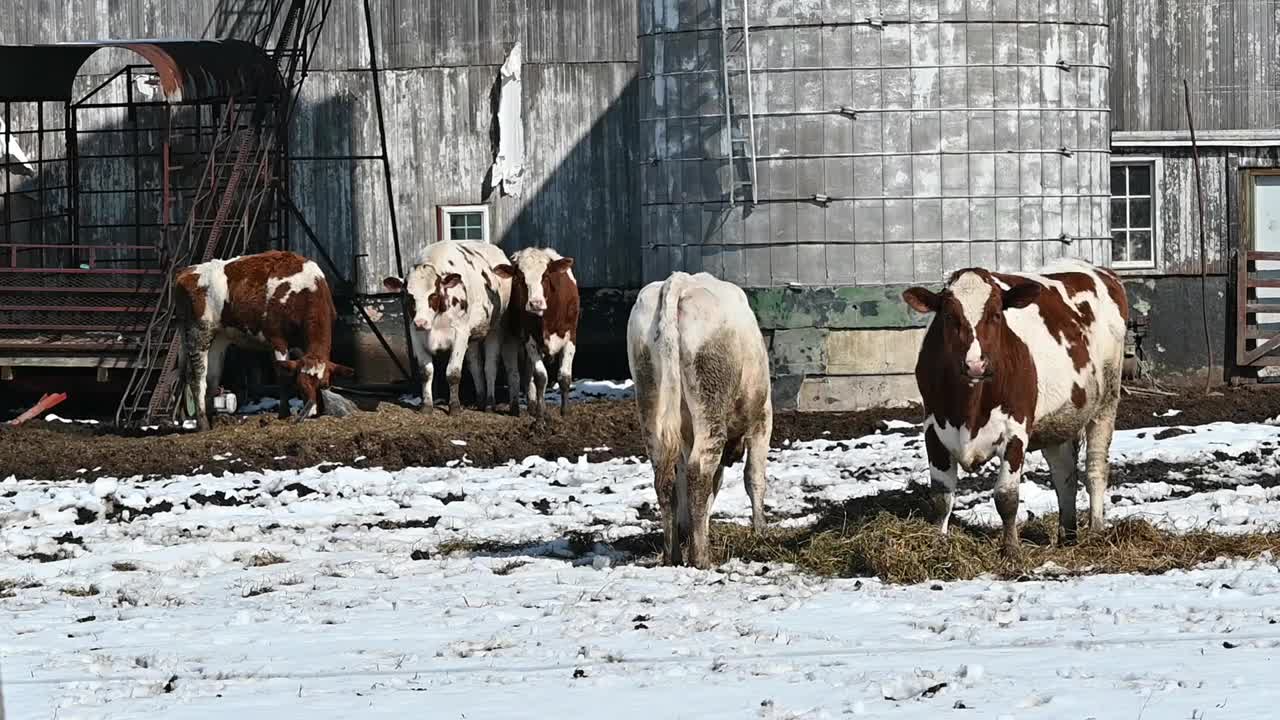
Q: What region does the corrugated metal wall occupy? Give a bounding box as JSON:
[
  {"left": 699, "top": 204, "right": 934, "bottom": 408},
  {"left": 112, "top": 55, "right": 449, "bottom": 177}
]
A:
[
  {"left": 1110, "top": 0, "right": 1280, "bottom": 132},
  {"left": 639, "top": 0, "right": 1113, "bottom": 288},
  {"left": 0, "top": 0, "right": 641, "bottom": 292}
]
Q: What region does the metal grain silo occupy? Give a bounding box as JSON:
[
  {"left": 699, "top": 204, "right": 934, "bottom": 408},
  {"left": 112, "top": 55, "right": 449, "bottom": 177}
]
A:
[{"left": 637, "top": 0, "right": 1111, "bottom": 410}]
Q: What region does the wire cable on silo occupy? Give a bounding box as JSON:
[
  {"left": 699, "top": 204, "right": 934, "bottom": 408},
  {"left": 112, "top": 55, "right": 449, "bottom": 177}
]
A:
[{"left": 636, "top": 17, "right": 1111, "bottom": 40}]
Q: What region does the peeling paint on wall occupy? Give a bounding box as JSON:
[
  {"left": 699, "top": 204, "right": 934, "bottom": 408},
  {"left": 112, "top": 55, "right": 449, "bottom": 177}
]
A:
[{"left": 490, "top": 42, "right": 526, "bottom": 198}]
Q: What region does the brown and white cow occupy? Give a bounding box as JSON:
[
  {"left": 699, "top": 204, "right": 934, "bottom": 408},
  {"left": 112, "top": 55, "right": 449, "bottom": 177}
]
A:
[
  {"left": 492, "top": 248, "right": 579, "bottom": 418},
  {"left": 175, "top": 250, "right": 352, "bottom": 431},
  {"left": 383, "top": 240, "right": 520, "bottom": 415},
  {"left": 627, "top": 271, "right": 772, "bottom": 569},
  {"left": 903, "top": 259, "right": 1128, "bottom": 556}
]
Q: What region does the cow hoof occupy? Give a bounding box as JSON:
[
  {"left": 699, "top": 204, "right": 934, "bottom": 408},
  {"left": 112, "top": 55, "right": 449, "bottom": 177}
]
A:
[
  {"left": 448, "top": 401, "right": 461, "bottom": 416},
  {"left": 417, "top": 403, "right": 433, "bottom": 415},
  {"left": 510, "top": 403, "right": 521, "bottom": 417},
  {"left": 1058, "top": 530, "right": 1079, "bottom": 547},
  {"left": 1000, "top": 543, "right": 1021, "bottom": 561}
]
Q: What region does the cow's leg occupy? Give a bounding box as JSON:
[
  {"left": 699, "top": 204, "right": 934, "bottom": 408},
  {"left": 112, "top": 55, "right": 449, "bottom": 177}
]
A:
[
  {"left": 418, "top": 354, "right": 435, "bottom": 414},
  {"left": 652, "top": 440, "right": 681, "bottom": 567},
  {"left": 271, "top": 341, "right": 292, "bottom": 419},
  {"left": 466, "top": 340, "right": 486, "bottom": 410},
  {"left": 743, "top": 419, "right": 770, "bottom": 534},
  {"left": 685, "top": 430, "right": 726, "bottom": 570},
  {"left": 994, "top": 435, "right": 1028, "bottom": 558},
  {"left": 184, "top": 326, "right": 212, "bottom": 431},
  {"left": 1084, "top": 406, "right": 1118, "bottom": 533},
  {"left": 205, "top": 335, "right": 230, "bottom": 426},
  {"left": 526, "top": 338, "right": 548, "bottom": 419},
  {"left": 557, "top": 339, "right": 576, "bottom": 417},
  {"left": 924, "top": 425, "right": 958, "bottom": 534},
  {"left": 501, "top": 334, "right": 521, "bottom": 417},
  {"left": 445, "top": 337, "right": 467, "bottom": 416},
  {"left": 1044, "top": 439, "right": 1081, "bottom": 546},
  {"left": 482, "top": 331, "right": 502, "bottom": 413}
]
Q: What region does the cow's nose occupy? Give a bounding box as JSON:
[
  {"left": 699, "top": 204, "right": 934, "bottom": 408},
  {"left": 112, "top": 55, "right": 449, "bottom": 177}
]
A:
[
  {"left": 528, "top": 299, "right": 547, "bottom": 314},
  {"left": 965, "top": 357, "right": 989, "bottom": 378},
  {"left": 414, "top": 317, "right": 429, "bottom": 330}
]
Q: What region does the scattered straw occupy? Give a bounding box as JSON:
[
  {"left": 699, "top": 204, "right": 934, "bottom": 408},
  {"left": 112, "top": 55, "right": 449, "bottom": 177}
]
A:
[{"left": 712, "top": 513, "right": 1280, "bottom": 584}]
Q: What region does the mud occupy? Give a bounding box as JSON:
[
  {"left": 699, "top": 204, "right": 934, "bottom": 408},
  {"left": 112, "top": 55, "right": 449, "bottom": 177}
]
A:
[{"left": 2, "top": 385, "right": 1279, "bottom": 482}]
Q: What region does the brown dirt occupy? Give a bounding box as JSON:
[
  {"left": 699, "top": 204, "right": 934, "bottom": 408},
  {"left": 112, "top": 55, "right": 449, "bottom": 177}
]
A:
[{"left": 3, "top": 384, "right": 1280, "bottom": 482}]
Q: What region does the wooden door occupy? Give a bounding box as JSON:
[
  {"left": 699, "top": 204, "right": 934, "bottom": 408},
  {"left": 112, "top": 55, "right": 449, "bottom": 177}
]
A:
[{"left": 1236, "top": 171, "right": 1280, "bottom": 368}]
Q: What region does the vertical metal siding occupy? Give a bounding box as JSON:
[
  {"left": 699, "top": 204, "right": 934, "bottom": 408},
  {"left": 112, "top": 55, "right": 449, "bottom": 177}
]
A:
[
  {"left": 1110, "top": 0, "right": 1280, "bottom": 133},
  {"left": 2, "top": 0, "right": 642, "bottom": 292}
]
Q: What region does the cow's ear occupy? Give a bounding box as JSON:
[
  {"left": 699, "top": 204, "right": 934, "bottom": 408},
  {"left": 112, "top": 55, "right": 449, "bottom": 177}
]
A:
[
  {"left": 441, "top": 272, "right": 463, "bottom": 289},
  {"left": 902, "top": 287, "right": 941, "bottom": 314},
  {"left": 548, "top": 257, "right": 574, "bottom": 274},
  {"left": 328, "top": 362, "right": 355, "bottom": 378},
  {"left": 491, "top": 263, "right": 516, "bottom": 279},
  {"left": 1002, "top": 282, "right": 1041, "bottom": 310},
  {"left": 383, "top": 276, "right": 405, "bottom": 293}
]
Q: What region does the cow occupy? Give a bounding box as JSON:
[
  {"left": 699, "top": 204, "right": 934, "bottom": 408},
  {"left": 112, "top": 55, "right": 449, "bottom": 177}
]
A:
[
  {"left": 491, "top": 247, "right": 580, "bottom": 418},
  {"left": 626, "top": 272, "right": 772, "bottom": 570},
  {"left": 383, "top": 240, "right": 520, "bottom": 415},
  {"left": 174, "top": 250, "right": 352, "bottom": 431},
  {"left": 902, "top": 258, "right": 1128, "bottom": 557}
]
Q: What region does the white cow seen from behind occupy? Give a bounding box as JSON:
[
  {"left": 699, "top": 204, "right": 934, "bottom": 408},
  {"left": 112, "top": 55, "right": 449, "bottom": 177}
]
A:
[{"left": 627, "top": 272, "right": 772, "bottom": 569}]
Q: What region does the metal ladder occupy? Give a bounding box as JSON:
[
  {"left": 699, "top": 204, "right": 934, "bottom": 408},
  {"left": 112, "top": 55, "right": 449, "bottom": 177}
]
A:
[
  {"left": 719, "top": 0, "right": 758, "bottom": 206},
  {"left": 115, "top": 0, "right": 331, "bottom": 427}
]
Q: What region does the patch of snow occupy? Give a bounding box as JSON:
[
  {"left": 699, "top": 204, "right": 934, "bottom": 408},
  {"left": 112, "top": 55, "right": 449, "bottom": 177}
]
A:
[{"left": 3, "top": 420, "right": 1280, "bottom": 717}]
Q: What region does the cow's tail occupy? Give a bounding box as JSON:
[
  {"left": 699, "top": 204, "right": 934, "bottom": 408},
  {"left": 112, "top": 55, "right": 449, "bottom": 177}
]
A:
[{"left": 647, "top": 276, "right": 686, "bottom": 520}]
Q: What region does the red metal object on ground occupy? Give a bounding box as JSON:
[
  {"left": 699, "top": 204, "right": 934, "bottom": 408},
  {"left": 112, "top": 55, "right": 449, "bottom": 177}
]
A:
[{"left": 7, "top": 392, "right": 67, "bottom": 425}]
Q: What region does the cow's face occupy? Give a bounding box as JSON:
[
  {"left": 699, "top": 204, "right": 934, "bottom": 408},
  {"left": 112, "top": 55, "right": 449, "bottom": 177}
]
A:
[
  {"left": 383, "top": 265, "right": 469, "bottom": 350},
  {"left": 277, "top": 356, "right": 354, "bottom": 413},
  {"left": 492, "top": 253, "right": 574, "bottom": 316},
  {"left": 903, "top": 270, "right": 1041, "bottom": 384}
]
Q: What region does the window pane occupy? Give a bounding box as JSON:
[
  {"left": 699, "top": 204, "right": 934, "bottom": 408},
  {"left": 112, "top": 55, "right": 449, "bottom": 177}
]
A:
[
  {"left": 1130, "top": 230, "right": 1152, "bottom": 262},
  {"left": 1129, "top": 198, "right": 1151, "bottom": 228},
  {"left": 1111, "top": 198, "right": 1127, "bottom": 229},
  {"left": 1110, "top": 165, "right": 1126, "bottom": 194},
  {"left": 1128, "top": 165, "right": 1151, "bottom": 195},
  {"left": 450, "top": 226, "right": 467, "bottom": 240},
  {"left": 1111, "top": 231, "right": 1128, "bottom": 262},
  {"left": 466, "top": 226, "right": 483, "bottom": 240}
]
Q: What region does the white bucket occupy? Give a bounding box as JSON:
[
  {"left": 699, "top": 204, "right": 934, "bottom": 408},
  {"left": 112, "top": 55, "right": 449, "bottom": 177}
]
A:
[{"left": 213, "top": 392, "right": 238, "bottom": 414}]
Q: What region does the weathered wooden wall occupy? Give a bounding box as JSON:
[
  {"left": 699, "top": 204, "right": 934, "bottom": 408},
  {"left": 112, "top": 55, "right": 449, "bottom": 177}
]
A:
[
  {"left": 1110, "top": 0, "right": 1280, "bottom": 132},
  {"left": 0, "top": 0, "right": 641, "bottom": 292}
]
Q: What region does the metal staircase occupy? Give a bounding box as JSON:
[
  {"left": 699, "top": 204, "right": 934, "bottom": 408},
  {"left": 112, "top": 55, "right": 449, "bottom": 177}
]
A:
[
  {"left": 719, "top": 0, "right": 758, "bottom": 206},
  {"left": 114, "top": 0, "right": 334, "bottom": 426}
]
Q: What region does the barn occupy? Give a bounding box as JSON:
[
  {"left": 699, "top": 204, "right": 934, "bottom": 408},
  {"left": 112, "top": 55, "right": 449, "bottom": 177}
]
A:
[{"left": 0, "top": 0, "right": 1273, "bottom": 421}]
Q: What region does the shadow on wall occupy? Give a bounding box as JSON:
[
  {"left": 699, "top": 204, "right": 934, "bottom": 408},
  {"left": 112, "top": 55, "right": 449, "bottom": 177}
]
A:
[{"left": 490, "top": 72, "right": 642, "bottom": 383}]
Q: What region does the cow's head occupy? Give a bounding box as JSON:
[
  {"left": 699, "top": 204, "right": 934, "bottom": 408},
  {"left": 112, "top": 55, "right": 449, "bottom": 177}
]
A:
[
  {"left": 902, "top": 270, "right": 1041, "bottom": 384},
  {"left": 276, "top": 355, "right": 354, "bottom": 416},
  {"left": 383, "top": 264, "right": 469, "bottom": 351},
  {"left": 492, "top": 250, "right": 574, "bottom": 317}
]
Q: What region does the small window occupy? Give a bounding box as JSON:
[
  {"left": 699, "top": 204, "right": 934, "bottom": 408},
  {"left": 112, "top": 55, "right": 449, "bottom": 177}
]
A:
[
  {"left": 1109, "top": 160, "right": 1158, "bottom": 270},
  {"left": 438, "top": 205, "right": 490, "bottom": 243}
]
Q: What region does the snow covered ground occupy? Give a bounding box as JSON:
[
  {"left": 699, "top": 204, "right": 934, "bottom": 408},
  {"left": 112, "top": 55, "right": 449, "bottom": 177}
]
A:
[{"left": 4, "top": 420, "right": 1280, "bottom": 718}]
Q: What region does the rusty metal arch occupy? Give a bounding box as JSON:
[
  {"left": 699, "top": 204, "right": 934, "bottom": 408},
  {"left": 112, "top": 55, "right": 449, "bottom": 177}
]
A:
[{"left": 0, "top": 39, "right": 283, "bottom": 104}]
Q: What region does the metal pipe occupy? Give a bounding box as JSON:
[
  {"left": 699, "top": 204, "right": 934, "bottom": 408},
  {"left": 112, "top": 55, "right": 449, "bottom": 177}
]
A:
[
  {"left": 363, "top": 0, "right": 417, "bottom": 386},
  {"left": 1183, "top": 78, "right": 1213, "bottom": 390}
]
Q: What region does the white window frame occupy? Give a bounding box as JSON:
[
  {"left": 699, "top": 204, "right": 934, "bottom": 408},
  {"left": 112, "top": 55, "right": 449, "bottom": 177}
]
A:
[
  {"left": 1109, "top": 156, "right": 1162, "bottom": 272},
  {"left": 437, "top": 204, "right": 491, "bottom": 243}
]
